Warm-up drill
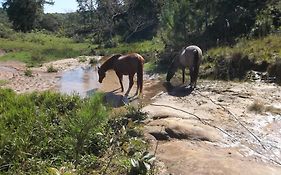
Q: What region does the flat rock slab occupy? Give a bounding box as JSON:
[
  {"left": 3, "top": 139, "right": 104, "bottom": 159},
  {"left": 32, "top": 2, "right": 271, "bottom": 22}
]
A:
[
  {"left": 155, "top": 141, "right": 281, "bottom": 175},
  {"left": 145, "top": 118, "right": 222, "bottom": 142},
  {"left": 143, "top": 81, "right": 281, "bottom": 175}
]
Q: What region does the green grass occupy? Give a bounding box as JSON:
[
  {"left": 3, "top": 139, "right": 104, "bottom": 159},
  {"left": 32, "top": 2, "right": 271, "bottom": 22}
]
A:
[
  {"left": 207, "top": 34, "right": 281, "bottom": 63},
  {"left": 0, "top": 80, "right": 8, "bottom": 86},
  {"left": 0, "top": 89, "right": 152, "bottom": 174},
  {"left": 0, "top": 32, "right": 92, "bottom": 66},
  {"left": 0, "top": 32, "right": 164, "bottom": 67},
  {"left": 97, "top": 37, "right": 164, "bottom": 56}
]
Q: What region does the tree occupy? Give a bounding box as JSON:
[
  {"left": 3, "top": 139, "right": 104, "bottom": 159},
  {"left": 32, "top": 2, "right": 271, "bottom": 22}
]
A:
[
  {"left": 160, "top": 0, "right": 207, "bottom": 49},
  {"left": 113, "top": 0, "right": 163, "bottom": 42},
  {"left": 0, "top": 7, "right": 14, "bottom": 38},
  {"left": 76, "top": 0, "right": 162, "bottom": 43},
  {"left": 77, "top": 0, "right": 96, "bottom": 26},
  {"left": 160, "top": 0, "right": 268, "bottom": 50},
  {"left": 2, "top": 0, "right": 54, "bottom": 32}
]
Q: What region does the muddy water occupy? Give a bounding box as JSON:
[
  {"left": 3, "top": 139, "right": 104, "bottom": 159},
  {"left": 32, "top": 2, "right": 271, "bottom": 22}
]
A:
[
  {"left": 57, "top": 63, "right": 165, "bottom": 107},
  {"left": 57, "top": 65, "right": 100, "bottom": 97}
]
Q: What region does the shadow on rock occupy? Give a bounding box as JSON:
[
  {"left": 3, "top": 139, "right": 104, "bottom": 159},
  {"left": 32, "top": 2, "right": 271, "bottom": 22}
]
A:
[
  {"left": 163, "top": 82, "right": 193, "bottom": 97},
  {"left": 103, "top": 88, "right": 140, "bottom": 108},
  {"left": 104, "top": 91, "right": 126, "bottom": 107}
]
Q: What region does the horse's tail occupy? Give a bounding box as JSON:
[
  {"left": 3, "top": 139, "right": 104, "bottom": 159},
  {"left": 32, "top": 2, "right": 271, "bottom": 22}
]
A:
[
  {"left": 137, "top": 55, "right": 144, "bottom": 94},
  {"left": 191, "top": 48, "right": 200, "bottom": 87},
  {"left": 193, "top": 49, "right": 199, "bottom": 68}
]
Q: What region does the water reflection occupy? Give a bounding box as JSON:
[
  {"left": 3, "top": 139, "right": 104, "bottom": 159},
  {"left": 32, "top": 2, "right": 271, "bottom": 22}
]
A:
[{"left": 58, "top": 65, "right": 100, "bottom": 97}]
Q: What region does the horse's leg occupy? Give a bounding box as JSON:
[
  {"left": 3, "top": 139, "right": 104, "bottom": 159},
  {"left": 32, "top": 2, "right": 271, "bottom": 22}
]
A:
[
  {"left": 190, "top": 66, "right": 199, "bottom": 88},
  {"left": 189, "top": 67, "right": 195, "bottom": 88},
  {"left": 193, "top": 65, "right": 199, "bottom": 88},
  {"left": 182, "top": 68, "right": 185, "bottom": 84},
  {"left": 125, "top": 74, "right": 134, "bottom": 96},
  {"left": 116, "top": 73, "right": 124, "bottom": 92},
  {"left": 134, "top": 81, "right": 139, "bottom": 96}
]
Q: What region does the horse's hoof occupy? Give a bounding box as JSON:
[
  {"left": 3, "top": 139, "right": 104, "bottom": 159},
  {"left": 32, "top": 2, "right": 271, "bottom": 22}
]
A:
[
  {"left": 122, "top": 96, "right": 129, "bottom": 104},
  {"left": 186, "top": 84, "right": 194, "bottom": 89}
]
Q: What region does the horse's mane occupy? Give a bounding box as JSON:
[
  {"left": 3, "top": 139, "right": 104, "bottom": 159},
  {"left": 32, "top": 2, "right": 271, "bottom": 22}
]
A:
[{"left": 100, "top": 54, "right": 122, "bottom": 70}]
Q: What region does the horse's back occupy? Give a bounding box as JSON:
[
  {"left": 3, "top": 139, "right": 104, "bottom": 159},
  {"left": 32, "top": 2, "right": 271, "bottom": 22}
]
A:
[
  {"left": 179, "top": 45, "right": 202, "bottom": 67},
  {"left": 115, "top": 53, "right": 144, "bottom": 74}
]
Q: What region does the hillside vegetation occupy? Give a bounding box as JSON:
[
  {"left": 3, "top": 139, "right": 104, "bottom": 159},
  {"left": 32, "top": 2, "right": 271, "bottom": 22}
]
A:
[
  {"left": 203, "top": 34, "right": 281, "bottom": 83},
  {"left": 0, "top": 32, "right": 164, "bottom": 66},
  {"left": 207, "top": 34, "right": 281, "bottom": 63}
]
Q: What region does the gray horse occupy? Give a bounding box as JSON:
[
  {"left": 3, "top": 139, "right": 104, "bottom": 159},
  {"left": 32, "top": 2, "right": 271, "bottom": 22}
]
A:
[{"left": 166, "top": 45, "right": 202, "bottom": 88}]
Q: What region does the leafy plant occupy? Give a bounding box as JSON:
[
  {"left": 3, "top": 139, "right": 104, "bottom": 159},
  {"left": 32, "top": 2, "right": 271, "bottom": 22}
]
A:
[
  {"left": 0, "top": 89, "right": 150, "bottom": 174},
  {"left": 24, "top": 68, "right": 33, "bottom": 77},
  {"left": 47, "top": 64, "right": 58, "bottom": 73},
  {"left": 89, "top": 57, "right": 98, "bottom": 65},
  {"left": 130, "top": 152, "right": 156, "bottom": 175},
  {"left": 78, "top": 56, "right": 87, "bottom": 63},
  {"left": 47, "top": 167, "right": 76, "bottom": 175}
]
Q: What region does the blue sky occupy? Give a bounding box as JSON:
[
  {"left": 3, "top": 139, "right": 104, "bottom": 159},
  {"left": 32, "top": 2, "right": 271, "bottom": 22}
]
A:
[
  {"left": 0, "top": 0, "right": 78, "bottom": 13},
  {"left": 44, "top": 0, "right": 78, "bottom": 13}
]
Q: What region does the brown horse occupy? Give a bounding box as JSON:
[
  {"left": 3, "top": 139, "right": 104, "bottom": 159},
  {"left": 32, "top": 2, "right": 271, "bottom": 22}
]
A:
[
  {"left": 166, "top": 45, "right": 202, "bottom": 88},
  {"left": 98, "top": 53, "right": 144, "bottom": 96}
]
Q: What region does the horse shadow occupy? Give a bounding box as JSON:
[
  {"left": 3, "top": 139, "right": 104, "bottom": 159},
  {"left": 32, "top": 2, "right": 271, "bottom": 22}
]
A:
[
  {"left": 163, "top": 82, "right": 194, "bottom": 97},
  {"left": 102, "top": 88, "right": 139, "bottom": 108}
]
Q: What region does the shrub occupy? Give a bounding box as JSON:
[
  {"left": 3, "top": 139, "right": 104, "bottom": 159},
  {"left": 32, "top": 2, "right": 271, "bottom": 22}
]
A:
[
  {"left": 0, "top": 90, "right": 151, "bottom": 174},
  {"left": 47, "top": 64, "right": 58, "bottom": 73},
  {"left": 24, "top": 68, "right": 33, "bottom": 77},
  {"left": 267, "top": 59, "right": 281, "bottom": 84},
  {"left": 0, "top": 91, "right": 108, "bottom": 174},
  {"left": 213, "top": 53, "right": 254, "bottom": 80}
]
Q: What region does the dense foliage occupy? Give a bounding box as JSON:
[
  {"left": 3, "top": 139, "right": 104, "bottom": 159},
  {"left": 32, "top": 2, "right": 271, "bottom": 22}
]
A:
[
  {"left": 2, "top": 0, "right": 54, "bottom": 32},
  {"left": 0, "top": 89, "right": 152, "bottom": 174},
  {"left": 159, "top": 0, "right": 281, "bottom": 51},
  {"left": 2, "top": 0, "right": 280, "bottom": 49},
  {"left": 203, "top": 34, "right": 281, "bottom": 83}
]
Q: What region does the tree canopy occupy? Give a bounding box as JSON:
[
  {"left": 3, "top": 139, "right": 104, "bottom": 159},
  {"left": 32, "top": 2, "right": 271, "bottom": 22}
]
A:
[
  {"left": 2, "top": 0, "right": 54, "bottom": 32},
  {"left": 1, "top": 0, "right": 280, "bottom": 50}
]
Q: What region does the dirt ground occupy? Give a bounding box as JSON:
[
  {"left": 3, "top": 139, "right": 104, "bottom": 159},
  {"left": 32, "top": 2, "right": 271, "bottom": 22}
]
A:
[
  {"left": 143, "top": 81, "right": 281, "bottom": 174},
  {"left": 1, "top": 58, "right": 281, "bottom": 174}
]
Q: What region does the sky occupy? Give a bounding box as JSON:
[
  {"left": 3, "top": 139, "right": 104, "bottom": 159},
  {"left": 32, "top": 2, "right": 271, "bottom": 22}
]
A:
[
  {"left": 0, "top": 0, "right": 78, "bottom": 13},
  {"left": 44, "top": 0, "right": 78, "bottom": 13}
]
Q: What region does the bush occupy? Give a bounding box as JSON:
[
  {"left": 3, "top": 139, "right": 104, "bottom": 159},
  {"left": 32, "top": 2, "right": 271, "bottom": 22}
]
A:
[
  {"left": 0, "top": 90, "right": 151, "bottom": 174},
  {"left": 213, "top": 53, "right": 254, "bottom": 80},
  {"left": 0, "top": 91, "right": 108, "bottom": 174},
  {"left": 47, "top": 64, "right": 58, "bottom": 73},
  {"left": 24, "top": 68, "right": 33, "bottom": 77},
  {"left": 267, "top": 59, "right": 281, "bottom": 84}
]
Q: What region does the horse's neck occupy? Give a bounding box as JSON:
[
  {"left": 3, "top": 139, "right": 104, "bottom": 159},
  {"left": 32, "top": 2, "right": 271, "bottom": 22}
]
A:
[
  {"left": 101, "top": 58, "right": 115, "bottom": 72},
  {"left": 172, "top": 56, "right": 181, "bottom": 68}
]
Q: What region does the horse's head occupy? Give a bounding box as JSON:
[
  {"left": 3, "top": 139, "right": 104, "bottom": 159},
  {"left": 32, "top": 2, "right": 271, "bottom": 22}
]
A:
[
  {"left": 166, "top": 69, "right": 174, "bottom": 82},
  {"left": 166, "top": 63, "right": 177, "bottom": 82},
  {"left": 98, "top": 67, "right": 106, "bottom": 83}
]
